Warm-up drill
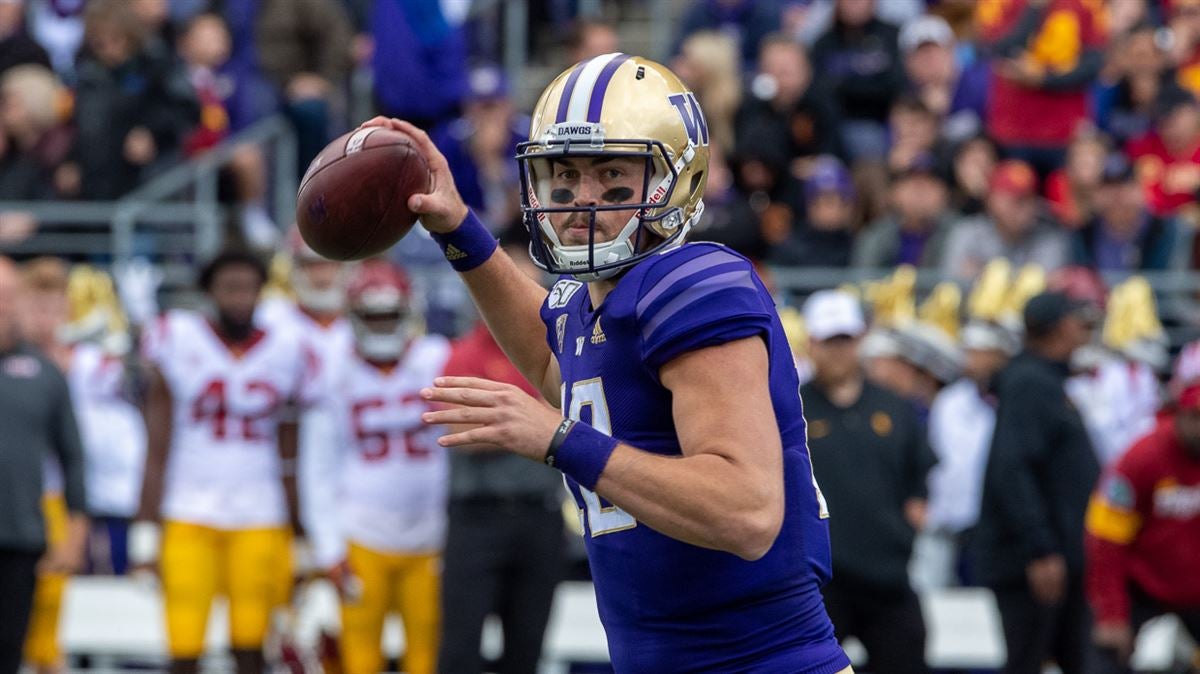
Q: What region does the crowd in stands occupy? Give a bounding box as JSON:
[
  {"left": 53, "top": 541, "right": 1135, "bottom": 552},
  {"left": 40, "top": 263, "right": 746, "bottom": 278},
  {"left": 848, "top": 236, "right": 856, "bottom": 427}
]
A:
[
  {"left": 0, "top": 0, "right": 359, "bottom": 248},
  {"left": 0, "top": 0, "right": 1196, "bottom": 281},
  {"left": 0, "top": 0, "right": 1199, "bottom": 671},
  {"left": 659, "top": 0, "right": 1200, "bottom": 281}
]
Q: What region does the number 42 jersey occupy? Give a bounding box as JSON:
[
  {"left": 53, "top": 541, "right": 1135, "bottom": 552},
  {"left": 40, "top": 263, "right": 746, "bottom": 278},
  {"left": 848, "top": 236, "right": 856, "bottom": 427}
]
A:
[
  {"left": 540, "top": 243, "right": 848, "bottom": 673},
  {"left": 142, "top": 310, "right": 309, "bottom": 529}
]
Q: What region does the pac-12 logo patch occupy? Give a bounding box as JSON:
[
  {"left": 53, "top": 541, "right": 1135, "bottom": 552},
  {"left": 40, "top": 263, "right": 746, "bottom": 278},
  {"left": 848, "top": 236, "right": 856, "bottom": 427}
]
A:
[
  {"left": 667, "top": 92, "right": 709, "bottom": 147},
  {"left": 548, "top": 279, "right": 583, "bottom": 308}
]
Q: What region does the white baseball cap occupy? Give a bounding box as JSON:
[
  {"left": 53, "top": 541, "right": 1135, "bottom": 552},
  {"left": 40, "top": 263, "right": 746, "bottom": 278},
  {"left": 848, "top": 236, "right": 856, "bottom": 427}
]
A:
[
  {"left": 900, "top": 15, "right": 955, "bottom": 53},
  {"left": 802, "top": 290, "right": 866, "bottom": 341}
]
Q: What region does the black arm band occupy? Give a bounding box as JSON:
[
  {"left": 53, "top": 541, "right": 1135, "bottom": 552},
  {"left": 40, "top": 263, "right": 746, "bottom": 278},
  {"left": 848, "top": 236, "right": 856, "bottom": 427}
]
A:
[{"left": 544, "top": 418, "right": 576, "bottom": 467}]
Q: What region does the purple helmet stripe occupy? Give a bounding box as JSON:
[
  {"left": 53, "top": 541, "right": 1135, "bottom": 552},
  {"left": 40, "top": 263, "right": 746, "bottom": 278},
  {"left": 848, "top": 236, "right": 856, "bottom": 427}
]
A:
[
  {"left": 586, "top": 53, "right": 632, "bottom": 123},
  {"left": 555, "top": 62, "right": 588, "bottom": 123}
]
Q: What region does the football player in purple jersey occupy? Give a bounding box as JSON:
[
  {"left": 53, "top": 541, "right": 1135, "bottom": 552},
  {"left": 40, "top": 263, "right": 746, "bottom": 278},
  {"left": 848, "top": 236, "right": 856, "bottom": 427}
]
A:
[{"left": 363, "top": 53, "right": 852, "bottom": 673}]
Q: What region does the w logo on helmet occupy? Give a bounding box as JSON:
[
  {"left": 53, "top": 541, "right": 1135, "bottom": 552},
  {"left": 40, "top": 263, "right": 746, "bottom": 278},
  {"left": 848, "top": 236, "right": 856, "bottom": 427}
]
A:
[{"left": 667, "top": 92, "right": 709, "bottom": 147}]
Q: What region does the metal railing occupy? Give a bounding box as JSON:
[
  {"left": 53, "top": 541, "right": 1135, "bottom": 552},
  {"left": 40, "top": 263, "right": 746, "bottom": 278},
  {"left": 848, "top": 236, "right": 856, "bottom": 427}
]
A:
[
  {"left": 0, "top": 0, "right": 684, "bottom": 264},
  {"left": 0, "top": 114, "right": 297, "bottom": 274},
  {"left": 111, "top": 115, "right": 297, "bottom": 267},
  {"left": 769, "top": 266, "right": 1200, "bottom": 293}
]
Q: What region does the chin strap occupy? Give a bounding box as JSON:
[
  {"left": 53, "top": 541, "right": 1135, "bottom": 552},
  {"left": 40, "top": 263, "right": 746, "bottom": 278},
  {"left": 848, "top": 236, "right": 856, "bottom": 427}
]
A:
[{"left": 568, "top": 199, "right": 705, "bottom": 282}]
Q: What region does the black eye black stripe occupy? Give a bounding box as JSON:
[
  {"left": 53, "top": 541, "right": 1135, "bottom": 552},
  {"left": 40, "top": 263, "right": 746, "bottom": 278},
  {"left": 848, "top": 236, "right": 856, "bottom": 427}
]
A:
[
  {"left": 549, "top": 187, "right": 637, "bottom": 204},
  {"left": 602, "top": 187, "right": 635, "bottom": 203}
]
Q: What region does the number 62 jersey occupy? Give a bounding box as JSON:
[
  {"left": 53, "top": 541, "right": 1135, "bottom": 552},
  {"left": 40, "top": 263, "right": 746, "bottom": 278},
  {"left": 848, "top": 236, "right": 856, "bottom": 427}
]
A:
[
  {"left": 303, "top": 335, "right": 451, "bottom": 568},
  {"left": 141, "top": 310, "right": 310, "bottom": 529}
]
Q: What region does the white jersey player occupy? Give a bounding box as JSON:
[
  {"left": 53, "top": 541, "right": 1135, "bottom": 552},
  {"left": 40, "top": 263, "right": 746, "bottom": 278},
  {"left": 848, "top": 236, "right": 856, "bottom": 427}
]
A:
[
  {"left": 256, "top": 227, "right": 354, "bottom": 382},
  {"left": 60, "top": 265, "right": 145, "bottom": 528},
  {"left": 68, "top": 341, "right": 145, "bottom": 524},
  {"left": 1067, "top": 354, "right": 1159, "bottom": 466},
  {"left": 132, "top": 251, "right": 309, "bottom": 674},
  {"left": 258, "top": 231, "right": 353, "bottom": 590},
  {"left": 142, "top": 309, "right": 305, "bottom": 528},
  {"left": 303, "top": 261, "right": 449, "bottom": 674}
]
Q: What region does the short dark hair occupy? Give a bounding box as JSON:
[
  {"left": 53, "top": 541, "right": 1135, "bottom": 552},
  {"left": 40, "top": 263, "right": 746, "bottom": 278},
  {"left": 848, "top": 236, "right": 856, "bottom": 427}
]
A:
[
  {"left": 1023, "top": 291, "right": 1094, "bottom": 342},
  {"left": 198, "top": 249, "right": 268, "bottom": 292}
]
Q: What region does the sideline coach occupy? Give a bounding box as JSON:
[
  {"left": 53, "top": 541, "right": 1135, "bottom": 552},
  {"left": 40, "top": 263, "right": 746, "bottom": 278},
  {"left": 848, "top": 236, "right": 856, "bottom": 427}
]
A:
[{"left": 0, "top": 257, "right": 87, "bottom": 673}]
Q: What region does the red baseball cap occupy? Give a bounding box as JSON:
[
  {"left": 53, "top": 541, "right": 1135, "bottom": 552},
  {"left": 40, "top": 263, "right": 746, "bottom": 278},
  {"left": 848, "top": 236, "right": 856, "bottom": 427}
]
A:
[{"left": 990, "top": 159, "right": 1037, "bottom": 198}]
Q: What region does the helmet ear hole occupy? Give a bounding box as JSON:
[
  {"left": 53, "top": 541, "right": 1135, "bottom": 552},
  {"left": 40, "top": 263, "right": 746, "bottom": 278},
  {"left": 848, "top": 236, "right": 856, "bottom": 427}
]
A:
[{"left": 690, "top": 170, "right": 704, "bottom": 195}]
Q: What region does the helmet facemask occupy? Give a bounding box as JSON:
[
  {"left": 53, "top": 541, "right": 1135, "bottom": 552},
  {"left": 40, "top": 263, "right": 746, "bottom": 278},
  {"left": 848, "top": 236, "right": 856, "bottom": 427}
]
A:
[
  {"left": 517, "top": 137, "right": 697, "bottom": 281},
  {"left": 292, "top": 259, "right": 350, "bottom": 314},
  {"left": 350, "top": 287, "right": 414, "bottom": 362}
]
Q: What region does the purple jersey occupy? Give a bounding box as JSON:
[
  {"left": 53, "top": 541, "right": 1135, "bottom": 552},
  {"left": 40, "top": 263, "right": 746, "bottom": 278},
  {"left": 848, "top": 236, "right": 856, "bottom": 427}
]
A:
[{"left": 540, "top": 242, "right": 849, "bottom": 672}]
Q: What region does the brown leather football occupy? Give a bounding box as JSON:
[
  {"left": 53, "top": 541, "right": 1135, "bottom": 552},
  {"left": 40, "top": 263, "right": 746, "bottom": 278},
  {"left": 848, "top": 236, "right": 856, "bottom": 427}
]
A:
[{"left": 296, "top": 127, "right": 432, "bottom": 260}]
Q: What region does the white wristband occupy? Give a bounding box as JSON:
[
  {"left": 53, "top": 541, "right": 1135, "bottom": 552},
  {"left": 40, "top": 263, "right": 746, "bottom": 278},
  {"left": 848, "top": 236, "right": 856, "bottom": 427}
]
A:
[
  {"left": 292, "top": 538, "right": 314, "bottom": 576},
  {"left": 128, "top": 521, "right": 161, "bottom": 566}
]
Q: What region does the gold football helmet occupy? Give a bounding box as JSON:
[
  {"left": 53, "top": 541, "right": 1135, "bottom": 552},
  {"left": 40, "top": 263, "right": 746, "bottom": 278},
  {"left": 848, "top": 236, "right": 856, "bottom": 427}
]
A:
[
  {"left": 518, "top": 53, "right": 710, "bottom": 280},
  {"left": 62, "top": 265, "right": 129, "bottom": 353}
]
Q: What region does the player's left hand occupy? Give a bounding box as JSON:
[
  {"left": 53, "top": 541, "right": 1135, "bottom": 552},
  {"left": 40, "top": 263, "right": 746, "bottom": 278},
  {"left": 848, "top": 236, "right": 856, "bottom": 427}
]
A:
[{"left": 421, "top": 376, "right": 563, "bottom": 461}]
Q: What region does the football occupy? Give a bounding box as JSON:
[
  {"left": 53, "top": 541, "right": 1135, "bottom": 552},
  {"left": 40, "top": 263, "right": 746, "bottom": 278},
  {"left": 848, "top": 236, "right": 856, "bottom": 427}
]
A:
[{"left": 295, "top": 126, "right": 432, "bottom": 261}]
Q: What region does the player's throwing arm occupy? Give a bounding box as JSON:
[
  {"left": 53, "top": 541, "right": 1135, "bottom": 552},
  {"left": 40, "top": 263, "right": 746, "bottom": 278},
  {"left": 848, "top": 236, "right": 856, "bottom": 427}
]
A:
[{"left": 314, "top": 54, "right": 853, "bottom": 672}]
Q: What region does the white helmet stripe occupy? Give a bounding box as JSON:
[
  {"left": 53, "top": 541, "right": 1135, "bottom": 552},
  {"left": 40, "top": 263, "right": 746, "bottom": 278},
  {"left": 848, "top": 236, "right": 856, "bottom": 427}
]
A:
[{"left": 565, "top": 53, "right": 623, "bottom": 123}]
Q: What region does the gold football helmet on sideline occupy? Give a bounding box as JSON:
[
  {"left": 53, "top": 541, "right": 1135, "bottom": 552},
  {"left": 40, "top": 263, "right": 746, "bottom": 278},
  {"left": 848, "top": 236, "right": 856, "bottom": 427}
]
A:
[
  {"left": 518, "top": 53, "right": 710, "bottom": 280},
  {"left": 918, "top": 282, "right": 962, "bottom": 340},
  {"left": 61, "top": 265, "right": 129, "bottom": 353},
  {"left": 961, "top": 260, "right": 1022, "bottom": 355},
  {"left": 1103, "top": 277, "right": 1167, "bottom": 369}
]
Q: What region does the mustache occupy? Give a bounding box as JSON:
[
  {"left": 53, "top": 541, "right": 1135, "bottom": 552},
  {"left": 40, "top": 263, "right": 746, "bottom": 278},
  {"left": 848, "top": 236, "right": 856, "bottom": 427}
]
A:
[{"left": 564, "top": 212, "right": 591, "bottom": 228}]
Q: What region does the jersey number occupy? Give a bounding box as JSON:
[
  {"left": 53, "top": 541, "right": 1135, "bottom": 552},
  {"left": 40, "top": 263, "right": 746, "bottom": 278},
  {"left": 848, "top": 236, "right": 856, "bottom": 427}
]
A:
[
  {"left": 568, "top": 379, "right": 636, "bottom": 536},
  {"left": 351, "top": 393, "right": 432, "bottom": 461},
  {"left": 191, "top": 379, "right": 280, "bottom": 441}
]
